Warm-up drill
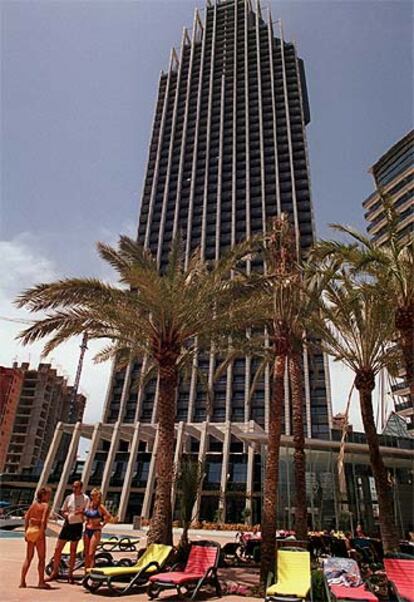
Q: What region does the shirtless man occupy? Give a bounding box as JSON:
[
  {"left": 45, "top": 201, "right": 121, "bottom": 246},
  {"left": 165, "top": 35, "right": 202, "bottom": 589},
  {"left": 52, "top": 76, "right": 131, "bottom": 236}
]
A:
[{"left": 20, "top": 486, "right": 51, "bottom": 589}]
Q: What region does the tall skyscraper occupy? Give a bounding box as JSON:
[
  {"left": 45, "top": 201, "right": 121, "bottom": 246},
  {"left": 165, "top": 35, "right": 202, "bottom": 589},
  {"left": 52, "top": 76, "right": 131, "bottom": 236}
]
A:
[
  {"left": 35, "top": 0, "right": 334, "bottom": 525},
  {"left": 103, "top": 0, "right": 332, "bottom": 440},
  {"left": 363, "top": 130, "right": 413, "bottom": 433}
]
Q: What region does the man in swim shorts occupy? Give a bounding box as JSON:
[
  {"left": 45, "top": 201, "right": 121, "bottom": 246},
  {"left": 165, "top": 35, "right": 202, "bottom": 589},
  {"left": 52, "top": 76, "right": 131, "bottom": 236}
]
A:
[{"left": 46, "top": 480, "right": 89, "bottom": 583}]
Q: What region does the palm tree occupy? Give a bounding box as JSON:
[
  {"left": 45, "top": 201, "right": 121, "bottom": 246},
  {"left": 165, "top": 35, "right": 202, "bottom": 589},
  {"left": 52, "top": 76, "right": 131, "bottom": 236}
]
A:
[
  {"left": 222, "top": 215, "right": 318, "bottom": 584},
  {"left": 15, "top": 236, "right": 255, "bottom": 545},
  {"left": 312, "top": 200, "right": 414, "bottom": 406},
  {"left": 312, "top": 276, "right": 400, "bottom": 552},
  {"left": 176, "top": 455, "right": 204, "bottom": 553},
  {"left": 289, "top": 351, "right": 308, "bottom": 541}
]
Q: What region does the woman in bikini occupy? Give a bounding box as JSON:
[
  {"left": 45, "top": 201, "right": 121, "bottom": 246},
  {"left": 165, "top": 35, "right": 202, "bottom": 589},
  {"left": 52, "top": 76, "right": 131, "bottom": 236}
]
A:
[
  {"left": 83, "top": 488, "right": 113, "bottom": 571},
  {"left": 20, "top": 487, "right": 51, "bottom": 589}
]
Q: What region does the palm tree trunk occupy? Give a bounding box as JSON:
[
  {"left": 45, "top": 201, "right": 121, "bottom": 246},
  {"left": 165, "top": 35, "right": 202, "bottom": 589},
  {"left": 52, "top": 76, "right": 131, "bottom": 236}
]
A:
[
  {"left": 289, "top": 352, "right": 308, "bottom": 541},
  {"left": 146, "top": 357, "right": 178, "bottom": 545},
  {"left": 260, "top": 354, "right": 285, "bottom": 587},
  {"left": 355, "top": 372, "right": 399, "bottom": 552}
]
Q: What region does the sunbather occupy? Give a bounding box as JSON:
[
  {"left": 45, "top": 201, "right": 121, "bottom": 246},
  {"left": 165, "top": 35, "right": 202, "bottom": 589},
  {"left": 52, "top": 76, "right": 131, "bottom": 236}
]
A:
[
  {"left": 83, "top": 488, "right": 113, "bottom": 572},
  {"left": 19, "top": 487, "right": 51, "bottom": 589}
]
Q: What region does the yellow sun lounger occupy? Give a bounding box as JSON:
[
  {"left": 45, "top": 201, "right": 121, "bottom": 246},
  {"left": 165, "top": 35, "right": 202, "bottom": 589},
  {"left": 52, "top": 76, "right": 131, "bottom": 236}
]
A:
[
  {"left": 62, "top": 539, "right": 84, "bottom": 555},
  {"left": 83, "top": 543, "right": 173, "bottom": 595},
  {"left": 265, "top": 549, "right": 312, "bottom": 602}
]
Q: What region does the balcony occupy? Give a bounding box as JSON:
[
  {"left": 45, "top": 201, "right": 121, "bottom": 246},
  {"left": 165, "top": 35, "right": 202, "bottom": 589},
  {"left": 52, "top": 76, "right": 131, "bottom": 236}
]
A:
[
  {"left": 391, "top": 381, "right": 410, "bottom": 396},
  {"left": 394, "top": 400, "right": 413, "bottom": 413}
]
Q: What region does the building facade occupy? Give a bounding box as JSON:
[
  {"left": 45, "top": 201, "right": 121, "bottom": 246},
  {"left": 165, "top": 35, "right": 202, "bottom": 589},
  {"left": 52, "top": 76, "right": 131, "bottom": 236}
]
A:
[
  {"left": 2, "top": 0, "right": 412, "bottom": 533},
  {"left": 363, "top": 130, "right": 414, "bottom": 433},
  {"left": 2, "top": 421, "right": 413, "bottom": 537},
  {"left": 104, "top": 0, "right": 332, "bottom": 438},
  {"left": 0, "top": 366, "right": 24, "bottom": 472},
  {"left": 28, "top": 0, "right": 336, "bottom": 524},
  {"left": 2, "top": 363, "right": 86, "bottom": 475}
]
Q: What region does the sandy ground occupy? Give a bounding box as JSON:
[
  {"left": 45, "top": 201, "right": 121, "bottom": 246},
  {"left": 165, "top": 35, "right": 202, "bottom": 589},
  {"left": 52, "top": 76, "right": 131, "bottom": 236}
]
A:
[{"left": 0, "top": 532, "right": 260, "bottom": 602}]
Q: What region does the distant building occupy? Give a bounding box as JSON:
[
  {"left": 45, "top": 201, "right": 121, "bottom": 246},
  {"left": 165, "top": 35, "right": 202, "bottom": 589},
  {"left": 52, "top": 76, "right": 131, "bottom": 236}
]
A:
[
  {"left": 363, "top": 130, "right": 414, "bottom": 434},
  {"left": 0, "top": 366, "right": 24, "bottom": 472},
  {"left": 363, "top": 130, "right": 413, "bottom": 246},
  {"left": 2, "top": 363, "right": 86, "bottom": 475}
]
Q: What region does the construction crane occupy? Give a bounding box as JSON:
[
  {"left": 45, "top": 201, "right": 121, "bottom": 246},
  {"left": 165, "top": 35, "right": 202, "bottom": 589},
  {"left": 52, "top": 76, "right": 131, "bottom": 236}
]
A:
[{"left": 69, "top": 331, "right": 88, "bottom": 419}]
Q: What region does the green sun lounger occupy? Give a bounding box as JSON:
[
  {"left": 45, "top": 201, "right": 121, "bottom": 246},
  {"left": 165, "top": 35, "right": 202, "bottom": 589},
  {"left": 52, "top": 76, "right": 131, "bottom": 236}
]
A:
[{"left": 83, "top": 543, "right": 173, "bottom": 595}]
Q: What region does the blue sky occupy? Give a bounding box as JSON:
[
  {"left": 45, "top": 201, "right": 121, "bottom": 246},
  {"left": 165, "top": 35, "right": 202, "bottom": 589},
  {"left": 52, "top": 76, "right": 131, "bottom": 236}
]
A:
[{"left": 1, "top": 0, "right": 412, "bottom": 433}]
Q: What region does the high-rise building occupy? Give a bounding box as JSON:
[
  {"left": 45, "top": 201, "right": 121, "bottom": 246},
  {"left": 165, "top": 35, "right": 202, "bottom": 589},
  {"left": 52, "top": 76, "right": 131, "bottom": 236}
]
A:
[
  {"left": 363, "top": 130, "right": 413, "bottom": 247},
  {"left": 0, "top": 366, "right": 24, "bottom": 472},
  {"left": 103, "top": 0, "right": 332, "bottom": 439},
  {"left": 363, "top": 130, "right": 413, "bottom": 433},
  {"left": 32, "top": 0, "right": 337, "bottom": 526},
  {"left": 11, "top": 1, "right": 414, "bottom": 533},
  {"left": 2, "top": 362, "right": 86, "bottom": 474}
]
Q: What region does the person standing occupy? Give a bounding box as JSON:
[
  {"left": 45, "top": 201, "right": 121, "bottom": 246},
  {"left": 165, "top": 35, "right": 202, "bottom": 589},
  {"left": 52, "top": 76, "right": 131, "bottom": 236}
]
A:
[
  {"left": 19, "top": 487, "right": 51, "bottom": 589},
  {"left": 46, "top": 480, "right": 89, "bottom": 583},
  {"left": 83, "top": 488, "right": 113, "bottom": 571}
]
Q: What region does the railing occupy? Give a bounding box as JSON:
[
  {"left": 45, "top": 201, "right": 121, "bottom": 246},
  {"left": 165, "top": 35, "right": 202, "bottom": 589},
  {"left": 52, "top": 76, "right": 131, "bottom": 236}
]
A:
[
  {"left": 1, "top": 504, "right": 30, "bottom": 518},
  {"left": 394, "top": 400, "right": 413, "bottom": 412}
]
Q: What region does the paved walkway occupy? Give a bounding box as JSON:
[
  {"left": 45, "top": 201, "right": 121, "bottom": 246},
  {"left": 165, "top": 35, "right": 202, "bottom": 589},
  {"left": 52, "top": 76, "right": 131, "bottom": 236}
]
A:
[{"left": 0, "top": 534, "right": 261, "bottom": 602}]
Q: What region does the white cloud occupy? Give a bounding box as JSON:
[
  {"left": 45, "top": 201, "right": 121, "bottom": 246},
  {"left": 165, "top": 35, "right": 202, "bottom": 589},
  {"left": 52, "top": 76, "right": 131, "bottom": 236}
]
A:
[
  {"left": 0, "top": 233, "right": 57, "bottom": 298},
  {"left": 328, "top": 357, "right": 362, "bottom": 430},
  {"left": 1, "top": 232, "right": 389, "bottom": 458},
  {"left": 328, "top": 356, "right": 392, "bottom": 433},
  {"left": 0, "top": 234, "right": 111, "bottom": 456}
]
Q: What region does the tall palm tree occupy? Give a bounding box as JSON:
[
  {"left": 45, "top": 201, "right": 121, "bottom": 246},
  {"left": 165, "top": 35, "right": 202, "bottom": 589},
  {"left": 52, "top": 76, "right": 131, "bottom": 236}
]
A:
[
  {"left": 222, "top": 215, "right": 319, "bottom": 584},
  {"left": 15, "top": 236, "right": 255, "bottom": 545},
  {"left": 312, "top": 276, "right": 400, "bottom": 552},
  {"left": 312, "top": 200, "right": 414, "bottom": 406}
]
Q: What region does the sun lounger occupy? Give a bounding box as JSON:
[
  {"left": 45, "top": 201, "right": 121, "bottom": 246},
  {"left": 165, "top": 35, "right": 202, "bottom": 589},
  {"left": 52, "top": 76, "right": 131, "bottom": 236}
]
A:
[
  {"left": 323, "top": 557, "right": 378, "bottom": 601},
  {"left": 148, "top": 540, "right": 221, "bottom": 600},
  {"left": 384, "top": 557, "right": 414, "bottom": 602},
  {"left": 83, "top": 543, "right": 172, "bottom": 595},
  {"left": 265, "top": 548, "right": 312, "bottom": 601}
]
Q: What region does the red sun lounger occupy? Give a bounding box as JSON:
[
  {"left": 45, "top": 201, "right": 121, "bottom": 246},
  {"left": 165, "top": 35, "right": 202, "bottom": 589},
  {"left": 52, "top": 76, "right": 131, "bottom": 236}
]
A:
[
  {"left": 384, "top": 557, "right": 414, "bottom": 602},
  {"left": 323, "top": 557, "right": 378, "bottom": 601},
  {"left": 148, "top": 540, "right": 222, "bottom": 600}
]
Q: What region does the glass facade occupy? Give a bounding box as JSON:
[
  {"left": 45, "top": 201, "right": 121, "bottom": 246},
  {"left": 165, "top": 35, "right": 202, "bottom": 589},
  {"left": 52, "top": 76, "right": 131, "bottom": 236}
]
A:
[
  {"left": 1, "top": 429, "right": 412, "bottom": 533},
  {"left": 102, "top": 0, "right": 332, "bottom": 441}
]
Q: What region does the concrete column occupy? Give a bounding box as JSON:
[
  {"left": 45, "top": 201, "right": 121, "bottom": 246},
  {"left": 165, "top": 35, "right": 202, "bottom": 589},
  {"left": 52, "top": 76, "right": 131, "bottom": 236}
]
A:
[
  {"left": 171, "top": 421, "right": 186, "bottom": 512},
  {"left": 36, "top": 421, "right": 64, "bottom": 497},
  {"left": 193, "top": 421, "right": 209, "bottom": 520},
  {"left": 219, "top": 422, "right": 231, "bottom": 522},
  {"left": 100, "top": 422, "right": 121, "bottom": 499},
  {"left": 52, "top": 421, "right": 82, "bottom": 513},
  {"left": 141, "top": 428, "right": 159, "bottom": 519},
  {"left": 81, "top": 422, "right": 102, "bottom": 490},
  {"left": 119, "top": 361, "right": 133, "bottom": 423},
  {"left": 245, "top": 444, "right": 255, "bottom": 523},
  {"left": 118, "top": 422, "right": 141, "bottom": 522},
  {"left": 303, "top": 347, "right": 312, "bottom": 438}
]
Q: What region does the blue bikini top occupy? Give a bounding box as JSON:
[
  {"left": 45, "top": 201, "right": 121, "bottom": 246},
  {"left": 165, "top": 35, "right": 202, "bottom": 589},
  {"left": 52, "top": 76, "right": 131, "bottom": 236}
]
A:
[{"left": 84, "top": 505, "right": 102, "bottom": 519}]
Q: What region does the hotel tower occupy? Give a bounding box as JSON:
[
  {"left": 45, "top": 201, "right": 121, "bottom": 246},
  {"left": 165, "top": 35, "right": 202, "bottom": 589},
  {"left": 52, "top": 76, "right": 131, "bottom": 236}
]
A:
[{"left": 38, "top": 0, "right": 335, "bottom": 525}]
